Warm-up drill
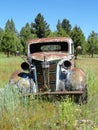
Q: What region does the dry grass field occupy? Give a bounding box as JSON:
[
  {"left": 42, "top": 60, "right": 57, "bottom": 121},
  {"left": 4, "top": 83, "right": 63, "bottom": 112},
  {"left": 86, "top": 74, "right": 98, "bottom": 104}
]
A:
[{"left": 0, "top": 53, "right": 98, "bottom": 130}]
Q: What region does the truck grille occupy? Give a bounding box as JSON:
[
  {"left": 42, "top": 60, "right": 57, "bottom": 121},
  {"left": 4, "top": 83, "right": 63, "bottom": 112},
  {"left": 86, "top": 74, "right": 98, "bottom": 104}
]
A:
[{"left": 35, "top": 60, "right": 59, "bottom": 91}]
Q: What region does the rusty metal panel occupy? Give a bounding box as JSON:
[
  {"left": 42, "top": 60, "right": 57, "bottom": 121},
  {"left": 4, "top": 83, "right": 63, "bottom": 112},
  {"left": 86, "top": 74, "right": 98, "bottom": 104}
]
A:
[
  {"left": 30, "top": 52, "right": 68, "bottom": 61},
  {"left": 21, "top": 91, "right": 83, "bottom": 97},
  {"left": 36, "top": 91, "right": 83, "bottom": 95},
  {"left": 35, "top": 60, "right": 59, "bottom": 92},
  {"left": 28, "top": 37, "right": 73, "bottom": 45}
]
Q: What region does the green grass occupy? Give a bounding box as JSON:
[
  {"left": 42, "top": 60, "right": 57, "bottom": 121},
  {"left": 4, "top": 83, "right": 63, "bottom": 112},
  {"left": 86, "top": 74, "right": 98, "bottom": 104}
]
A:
[
  {"left": 0, "top": 53, "right": 23, "bottom": 87},
  {"left": 0, "top": 53, "right": 98, "bottom": 130}
]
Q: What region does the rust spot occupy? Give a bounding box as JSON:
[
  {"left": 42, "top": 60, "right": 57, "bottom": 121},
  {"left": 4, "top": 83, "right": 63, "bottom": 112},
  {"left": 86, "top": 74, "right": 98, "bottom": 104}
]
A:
[
  {"left": 28, "top": 37, "right": 72, "bottom": 45},
  {"left": 30, "top": 52, "right": 68, "bottom": 61}
]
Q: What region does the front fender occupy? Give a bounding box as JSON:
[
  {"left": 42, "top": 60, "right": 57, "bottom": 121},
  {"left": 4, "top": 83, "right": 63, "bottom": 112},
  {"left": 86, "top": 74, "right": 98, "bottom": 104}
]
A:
[{"left": 9, "top": 70, "right": 37, "bottom": 93}]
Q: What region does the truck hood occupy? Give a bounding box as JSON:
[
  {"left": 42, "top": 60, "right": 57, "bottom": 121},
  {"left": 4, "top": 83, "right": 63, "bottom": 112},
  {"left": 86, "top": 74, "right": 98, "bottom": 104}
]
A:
[{"left": 29, "top": 52, "right": 68, "bottom": 61}]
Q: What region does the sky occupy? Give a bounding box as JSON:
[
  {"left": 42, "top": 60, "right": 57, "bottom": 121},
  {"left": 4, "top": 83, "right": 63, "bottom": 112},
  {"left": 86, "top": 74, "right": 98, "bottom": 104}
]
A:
[{"left": 0, "top": 0, "right": 98, "bottom": 39}]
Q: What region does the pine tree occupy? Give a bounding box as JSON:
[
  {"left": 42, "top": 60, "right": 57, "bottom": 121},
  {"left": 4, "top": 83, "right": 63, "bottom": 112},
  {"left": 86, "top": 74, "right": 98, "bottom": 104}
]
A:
[
  {"left": 70, "top": 25, "right": 86, "bottom": 58},
  {"left": 5, "top": 19, "right": 17, "bottom": 34},
  {"left": 87, "top": 31, "right": 98, "bottom": 57},
  {"left": 61, "top": 19, "right": 72, "bottom": 35},
  {"left": 1, "top": 19, "right": 23, "bottom": 56},
  {"left": 56, "top": 19, "right": 71, "bottom": 37},
  {"left": 1, "top": 29, "right": 23, "bottom": 57},
  {"left": 31, "top": 13, "right": 51, "bottom": 38},
  {"left": 20, "top": 23, "right": 35, "bottom": 54}
]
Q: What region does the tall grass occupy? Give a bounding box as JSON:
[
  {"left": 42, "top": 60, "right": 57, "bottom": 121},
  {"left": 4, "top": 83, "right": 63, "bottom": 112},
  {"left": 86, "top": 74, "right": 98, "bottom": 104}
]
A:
[
  {"left": 0, "top": 85, "right": 97, "bottom": 129},
  {"left": 0, "top": 53, "right": 22, "bottom": 87},
  {"left": 0, "top": 85, "right": 56, "bottom": 130},
  {"left": 0, "top": 53, "right": 98, "bottom": 129}
]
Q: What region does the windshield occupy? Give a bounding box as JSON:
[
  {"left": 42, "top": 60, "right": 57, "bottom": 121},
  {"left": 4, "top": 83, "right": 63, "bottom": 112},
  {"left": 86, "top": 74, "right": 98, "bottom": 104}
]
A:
[
  {"left": 41, "top": 44, "right": 61, "bottom": 51},
  {"left": 30, "top": 42, "right": 69, "bottom": 54}
]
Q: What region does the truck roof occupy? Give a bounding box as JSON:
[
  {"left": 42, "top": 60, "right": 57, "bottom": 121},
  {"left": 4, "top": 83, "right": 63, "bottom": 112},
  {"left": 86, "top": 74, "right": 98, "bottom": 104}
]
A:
[{"left": 27, "top": 37, "right": 73, "bottom": 45}]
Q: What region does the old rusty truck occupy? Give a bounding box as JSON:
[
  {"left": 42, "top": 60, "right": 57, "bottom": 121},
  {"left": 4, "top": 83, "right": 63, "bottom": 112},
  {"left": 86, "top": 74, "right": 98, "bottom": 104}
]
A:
[{"left": 10, "top": 37, "right": 88, "bottom": 103}]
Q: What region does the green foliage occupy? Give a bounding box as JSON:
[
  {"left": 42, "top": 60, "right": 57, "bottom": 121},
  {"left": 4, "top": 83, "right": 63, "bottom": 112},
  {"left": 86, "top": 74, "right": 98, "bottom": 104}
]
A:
[
  {"left": 0, "top": 53, "right": 23, "bottom": 86},
  {"left": 87, "top": 31, "right": 98, "bottom": 57},
  {"left": 1, "top": 19, "right": 23, "bottom": 56},
  {"left": 58, "top": 99, "right": 85, "bottom": 130},
  {"left": 31, "top": 13, "right": 51, "bottom": 38},
  {"left": 0, "top": 13, "right": 98, "bottom": 56},
  {"left": 0, "top": 28, "right": 4, "bottom": 52},
  {"left": 56, "top": 20, "right": 62, "bottom": 32},
  {"left": 1, "top": 29, "right": 23, "bottom": 56},
  {"left": 56, "top": 19, "right": 71, "bottom": 37},
  {"left": 70, "top": 25, "right": 86, "bottom": 57},
  {"left": 61, "top": 18, "right": 72, "bottom": 35},
  {"left": 70, "top": 25, "right": 86, "bottom": 48},
  {"left": 20, "top": 23, "right": 35, "bottom": 53},
  {"left": 48, "top": 30, "right": 58, "bottom": 37},
  {"left": 57, "top": 27, "right": 68, "bottom": 37},
  {"left": 5, "top": 19, "right": 18, "bottom": 35},
  {"left": 1, "top": 14, "right": 98, "bottom": 56}
]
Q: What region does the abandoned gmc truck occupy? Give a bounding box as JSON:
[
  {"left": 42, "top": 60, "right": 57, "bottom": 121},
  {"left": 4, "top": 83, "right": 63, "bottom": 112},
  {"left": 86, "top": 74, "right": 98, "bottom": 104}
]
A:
[{"left": 10, "top": 37, "right": 88, "bottom": 103}]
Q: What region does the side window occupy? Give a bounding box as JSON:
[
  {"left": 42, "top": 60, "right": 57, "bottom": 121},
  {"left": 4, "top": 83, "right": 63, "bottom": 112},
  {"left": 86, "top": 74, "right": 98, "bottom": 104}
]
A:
[{"left": 71, "top": 43, "right": 74, "bottom": 54}]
